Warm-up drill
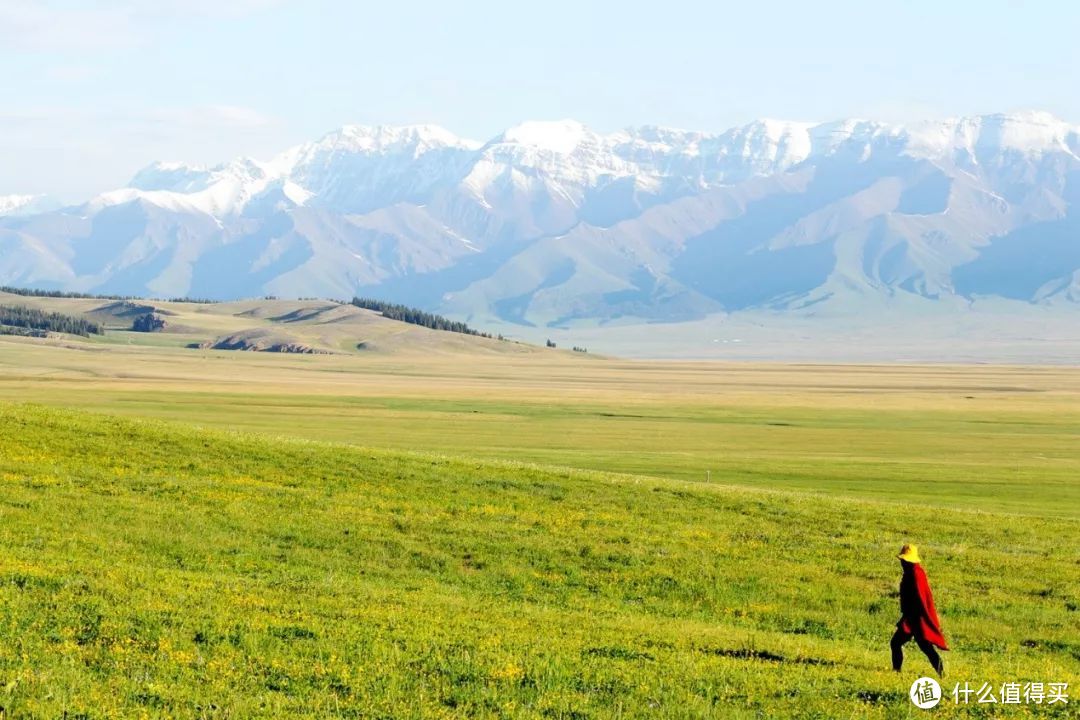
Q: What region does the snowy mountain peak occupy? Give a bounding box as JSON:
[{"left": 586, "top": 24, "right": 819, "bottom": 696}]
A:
[
  {"left": 718, "top": 119, "right": 818, "bottom": 168},
  {"left": 619, "top": 125, "right": 706, "bottom": 145},
  {"left": 100, "top": 155, "right": 281, "bottom": 216},
  {"left": 496, "top": 120, "right": 591, "bottom": 154},
  {"left": 0, "top": 194, "right": 59, "bottom": 217},
  {"left": 736, "top": 118, "right": 816, "bottom": 138},
  {"left": 129, "top": 161, "right": 213, "bottom": 192},
  {"left": 994, "top": 109, "right": 1065, "bottom": 125},
  {"left": 314, "top": 124, "right": 480, "bottom": 154},
  {"left": 971, "top": 110, "right": 1078, "bottom": 154},
  {"left": 901, "top": 111, "right": 1080, "bottom": 162},
  {"left": 0, "top": 194, "right": 37, "bottom": 214}
]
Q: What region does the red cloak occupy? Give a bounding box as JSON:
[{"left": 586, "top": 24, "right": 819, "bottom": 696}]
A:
[{"left": 898, "top": 564, "right": 948, "bottom": 650}]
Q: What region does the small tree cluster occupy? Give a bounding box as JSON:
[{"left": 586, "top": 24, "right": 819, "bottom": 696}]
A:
[
  {"left": 0, "top": 304, "right": 103, "bottom": 336},
  {"left": 546, "top": 339, "right": 557, "bottom": 348},
  {"left": 131, "top": 313, "right": 167, "bottom": 332},
  {"left": 572, "top": 346, "right": 588, "bottom": 353}
]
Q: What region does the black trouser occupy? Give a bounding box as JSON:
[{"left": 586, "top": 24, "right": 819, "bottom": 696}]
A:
[{"left": 891, "top": 628, "right": 943, "bottom": 676}]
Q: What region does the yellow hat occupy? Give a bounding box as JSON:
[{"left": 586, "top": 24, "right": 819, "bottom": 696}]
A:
[{"left": 897, "top": 544, "right": 921, "bottom": 564}]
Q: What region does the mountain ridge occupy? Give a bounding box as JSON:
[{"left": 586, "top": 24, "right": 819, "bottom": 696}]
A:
[{"left": 2, "top": 110, "right": 1078, "bottom": 333}]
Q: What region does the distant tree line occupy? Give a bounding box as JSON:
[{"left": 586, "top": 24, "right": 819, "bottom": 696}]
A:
[
  {"left": 351, "top": 297, "right": 497, "bottom": 339},
  {"left": 0, "top": 286, "right": 219, "bottom": 304},
  {"left": 0, "top": 286, "right": 135, "bottom": 301},
  {"left": 0, "top": 304, "right": 103, "bottom": 336}
]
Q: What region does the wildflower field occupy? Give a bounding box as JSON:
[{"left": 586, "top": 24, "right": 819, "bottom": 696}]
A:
[{"left": 0, "top": 336, "right": 1077, "bottom": 717}]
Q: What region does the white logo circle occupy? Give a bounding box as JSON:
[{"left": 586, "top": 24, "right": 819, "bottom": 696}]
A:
[{"left": 909, "top": 676, "right": 942, "bottom": 709}]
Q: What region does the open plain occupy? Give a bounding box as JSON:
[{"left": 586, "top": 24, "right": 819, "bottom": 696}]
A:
[{"left": 0, "top": 295, "right": 1077, "bottom": 717}]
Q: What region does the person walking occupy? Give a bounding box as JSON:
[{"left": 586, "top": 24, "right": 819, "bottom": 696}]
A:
[{"left": 890, "top": 544, "right": 948, "bottom": 677}]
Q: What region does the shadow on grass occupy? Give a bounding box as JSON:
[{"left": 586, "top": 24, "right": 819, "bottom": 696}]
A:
[
  {"left": 695, "top": 646, "right": 836, "bottom": 666},
  {"left": 582, "top": 646, "right": 655, "bottom": 661},
  {"left": 856, "top": 690, "right": 905, "bottom": 704}
]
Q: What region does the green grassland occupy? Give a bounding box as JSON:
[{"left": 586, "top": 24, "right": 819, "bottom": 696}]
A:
[
  {"left": 0, "top": 297, "right": 1078, "bottom": 717},
  {"left": 0, "top": 404, "right": 1077, "bottom": 718},
  {"left": 1, "top": 334, "right": 1079, "bottom": 516}
]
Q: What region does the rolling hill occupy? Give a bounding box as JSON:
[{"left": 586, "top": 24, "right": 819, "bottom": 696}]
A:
[{"left": 0, "top": 289, "right": 535, "bottom": 357}]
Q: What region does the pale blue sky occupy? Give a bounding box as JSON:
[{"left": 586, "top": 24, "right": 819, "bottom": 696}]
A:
[{"left": 3, "top": 0, "right": 1078, "bottom": 200}]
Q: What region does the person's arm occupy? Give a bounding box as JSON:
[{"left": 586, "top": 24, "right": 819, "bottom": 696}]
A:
[{"left": 899, "top": 575, "right": 920, "bottom": 619}]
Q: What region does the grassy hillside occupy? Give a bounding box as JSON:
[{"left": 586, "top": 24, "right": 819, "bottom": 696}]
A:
[
  {"left": 0, "top": 404, "right": 1076, "bottom": 718},
  {"left": 0, "top": 291, "right": 530, "bottom": 356}
]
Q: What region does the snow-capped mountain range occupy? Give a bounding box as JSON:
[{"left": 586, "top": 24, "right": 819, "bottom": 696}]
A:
[{"left": 2, "top": 110, "right": 1079, "bottom": 329}]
